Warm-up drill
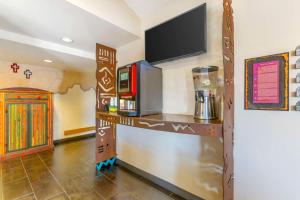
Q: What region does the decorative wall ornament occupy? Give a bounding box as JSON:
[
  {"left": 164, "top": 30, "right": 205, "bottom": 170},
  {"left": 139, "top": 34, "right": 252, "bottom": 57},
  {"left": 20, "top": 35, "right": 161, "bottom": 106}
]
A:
[
  {"left": 171, "top": 123, "right": 195, "bottom": 133},
  {"left": 97, "top": 126, "right": 110, "bottom": 137},
  {"left": 138, "top": 121, "right": 165, "bottom": 128},
  {"left": 24, "top": 69, "right": 32, "bottom": 79},
  {"left": 98, "top": 81, "right": 114, "bottom": 93},
  {"left": 96, "top": 157, "right": 116, "bottom": 171},
  {"left": 119, "top": 117, "right": 135, "bottom": 126},
  {"left": 245, "top": 52, "right": 289, "bottom": 111},
  {"left": 10, "top": 63, "right": 20, "bottom": 73}
]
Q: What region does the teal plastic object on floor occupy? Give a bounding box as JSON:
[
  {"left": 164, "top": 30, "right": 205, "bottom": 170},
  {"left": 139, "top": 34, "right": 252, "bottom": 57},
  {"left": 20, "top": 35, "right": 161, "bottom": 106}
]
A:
[{"left": 96, "top": 156, "right": 116, "bottom": 171}]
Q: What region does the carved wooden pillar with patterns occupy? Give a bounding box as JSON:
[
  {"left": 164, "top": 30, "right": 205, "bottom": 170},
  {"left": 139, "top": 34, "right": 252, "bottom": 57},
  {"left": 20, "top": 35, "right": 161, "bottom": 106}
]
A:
[
  {"left": 95, "top": 43, "right": 117, "bottom": 168},
  {"left": 222, "top": 0, "right": 234, "bottom": 199}
]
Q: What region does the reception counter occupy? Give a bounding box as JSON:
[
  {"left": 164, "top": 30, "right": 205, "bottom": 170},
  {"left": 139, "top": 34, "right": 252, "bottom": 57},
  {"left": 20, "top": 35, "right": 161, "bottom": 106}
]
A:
[{"left": 96, "top": 111, "right": 224, "bottom": 199}]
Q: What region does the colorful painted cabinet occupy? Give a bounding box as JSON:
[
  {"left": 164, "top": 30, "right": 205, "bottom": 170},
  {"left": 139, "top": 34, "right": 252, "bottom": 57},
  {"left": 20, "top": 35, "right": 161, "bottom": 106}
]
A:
[{"left": 0, "top": 88, "right": 53, "bottom": 160}]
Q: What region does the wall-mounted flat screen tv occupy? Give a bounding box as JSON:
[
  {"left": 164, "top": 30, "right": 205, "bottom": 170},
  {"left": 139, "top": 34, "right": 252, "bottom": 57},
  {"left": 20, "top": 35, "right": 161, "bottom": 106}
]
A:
[{"left": 145, "top": 3, "right": 207, "bottom": 64}]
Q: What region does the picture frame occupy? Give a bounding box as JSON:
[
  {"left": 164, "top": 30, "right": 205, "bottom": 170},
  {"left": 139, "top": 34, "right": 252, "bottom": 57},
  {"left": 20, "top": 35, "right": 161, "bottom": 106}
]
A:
[{"left": 245, "top": 52, "right": 289, "bottom": 111}]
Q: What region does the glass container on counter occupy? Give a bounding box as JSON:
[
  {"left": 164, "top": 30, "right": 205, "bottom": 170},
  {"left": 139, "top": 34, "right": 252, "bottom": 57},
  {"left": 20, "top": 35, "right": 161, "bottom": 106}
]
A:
[{"left": 192, "top": 66, "right": 219, "bottom": 120}]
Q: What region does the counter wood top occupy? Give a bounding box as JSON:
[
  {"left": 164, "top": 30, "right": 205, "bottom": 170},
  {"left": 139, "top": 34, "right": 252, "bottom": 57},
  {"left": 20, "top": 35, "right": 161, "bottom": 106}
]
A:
[{"left": 96, "top": 112, "right": 223, "bottom": 137}]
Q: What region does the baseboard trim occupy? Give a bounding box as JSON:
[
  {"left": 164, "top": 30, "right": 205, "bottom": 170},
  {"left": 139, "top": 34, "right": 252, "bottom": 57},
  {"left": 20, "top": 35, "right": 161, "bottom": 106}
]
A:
[
  {"left": 53, "top": 133, "right": 96, "bottom": 145},
  {"left": 64, "top": 126, "right": 95, "bottom": 136},
  {"left": 116, "top": 159, "right": 204, "bottom": 200}
]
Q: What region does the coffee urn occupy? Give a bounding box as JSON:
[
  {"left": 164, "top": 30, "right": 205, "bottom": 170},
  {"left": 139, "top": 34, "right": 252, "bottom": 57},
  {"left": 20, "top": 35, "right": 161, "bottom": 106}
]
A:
[{"left": 192, "top": 66, "right": 219, "bottom": 120}]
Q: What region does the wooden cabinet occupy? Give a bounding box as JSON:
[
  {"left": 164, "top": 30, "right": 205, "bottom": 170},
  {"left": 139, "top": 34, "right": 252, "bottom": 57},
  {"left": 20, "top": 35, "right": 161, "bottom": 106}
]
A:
[{"left": 0, "top": 88, "right": 53, "bottom": 160}]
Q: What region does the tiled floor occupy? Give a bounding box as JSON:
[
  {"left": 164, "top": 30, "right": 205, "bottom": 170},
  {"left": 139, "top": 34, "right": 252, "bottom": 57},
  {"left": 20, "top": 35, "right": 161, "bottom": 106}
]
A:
[{"left": 0, "top": 138, "right": 184, "bottom": 200}]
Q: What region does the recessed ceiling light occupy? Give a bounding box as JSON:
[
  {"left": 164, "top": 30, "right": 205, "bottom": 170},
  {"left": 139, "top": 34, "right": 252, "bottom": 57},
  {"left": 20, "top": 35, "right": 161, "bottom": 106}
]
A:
[
  {"left": 43, "top": 59, "right": 53, "bottom": 63},
  {"left": 61, "top": 37, "right": 73, "bottom": 43}
]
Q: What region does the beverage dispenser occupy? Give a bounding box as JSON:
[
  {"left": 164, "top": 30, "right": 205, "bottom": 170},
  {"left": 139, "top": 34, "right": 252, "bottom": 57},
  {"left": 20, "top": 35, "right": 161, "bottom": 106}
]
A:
[
  {"left": 117, "top": 60, "right": 162, "bottom": 116},
  {"left": 192, "top": 66, "right": 219, "bottom": 120}
]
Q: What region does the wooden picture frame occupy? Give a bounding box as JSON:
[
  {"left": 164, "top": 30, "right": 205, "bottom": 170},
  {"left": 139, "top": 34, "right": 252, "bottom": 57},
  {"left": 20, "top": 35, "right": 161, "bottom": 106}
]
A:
[{"left": 245, "top": 52, "right": 289, "bottom": 111}]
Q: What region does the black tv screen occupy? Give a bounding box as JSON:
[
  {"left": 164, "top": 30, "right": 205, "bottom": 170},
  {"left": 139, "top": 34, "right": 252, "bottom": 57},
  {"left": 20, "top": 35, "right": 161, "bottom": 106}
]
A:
[{"left": 145, "top": 4, "right": 207, "bottom": 64}]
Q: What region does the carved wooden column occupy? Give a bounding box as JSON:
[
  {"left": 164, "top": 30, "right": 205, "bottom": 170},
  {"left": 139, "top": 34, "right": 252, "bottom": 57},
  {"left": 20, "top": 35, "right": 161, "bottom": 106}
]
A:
[
  {"left": 96, "top": 43, "right": 117, "bottom": 110},
  {"left": 222, "top": 0, "right": 234, "bottom": 200},
  {"left": 95, "top": 44, "right": 117, "bottom": 168}
]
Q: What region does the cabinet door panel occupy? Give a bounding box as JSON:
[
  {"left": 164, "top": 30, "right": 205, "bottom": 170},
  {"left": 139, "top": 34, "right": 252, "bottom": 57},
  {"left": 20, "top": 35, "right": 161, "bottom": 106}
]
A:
[
  {"left": 29, "top": 104, "right": 48, "bottom": 147},
  {"left": 6, "top": 104, "right": 28, "bottom": 152}
]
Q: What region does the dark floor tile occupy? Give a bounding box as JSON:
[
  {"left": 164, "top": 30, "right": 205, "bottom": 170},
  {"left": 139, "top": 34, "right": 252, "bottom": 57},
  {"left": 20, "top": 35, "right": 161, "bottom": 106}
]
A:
[
  {"left": 32, "top": 178, "right": 63, "bottom": 200},
  {"left": 0, "top": 138, "right": 180, "bottom": 200},
  {"left": 2, "top": 166, "right": 26, "bottom": 184},
  {"left": 22, "top": 155, "right": 44, "bottom": 169},
  {"left": 102, "top": 167, "right": 143, "bottom": 191},
  {"left": 60, "top": 176, "right": 94, "bottom": 196},
  {"left": 74, "top": 164, "right": 96, "bottom": 177},
  {"left": 59, "top": 175, "right": 104, "bottom": 200},
  {"left": 46, "top": 193, "right": 69, "bottom": 200},
  {"left": 26, "top": 164, "right": 48, "bottom": 176},
  {"left": 28, "top": 168, "right": 63, "bottom": 200},
  {"left": 92, "top": 175, "right": 126, "bottom": 199},
  {"left": 3, "top": 178, "right": 32, "bottom": 200},
  {"left": 0, "top": 181, "right": 3, "bottom": 200},
  {"left": 132, "top": 188, "right": 175, "bottom": 200},
  {"left": 29, "top": 170, "right": 53, "bottom": 184},
  {"left": 104, "top": 167, "right": 174, "bottom": 200},
  {"left": 41, "top": 158, "right": 55, "bottom": 167},
  {"left": 108, "top": 192, "right": 137, "bottom": 200},
  {"left": 69, "top": 191, "right": 103, "bottom": 200},
  {"left": 22, "top": 160, "right": 45, "bottom": 171},
  {"left": 49, "top": 168, "right": 80, "bottom": 183},
  {"left": 2, "top": 164, "right": 23, "bottom": 174},
  {"left": 15, "top": 193, "right": 36, "bottom": 200},
  {"left": 1, "top": 158, "right": 22, "bottom": 170}
]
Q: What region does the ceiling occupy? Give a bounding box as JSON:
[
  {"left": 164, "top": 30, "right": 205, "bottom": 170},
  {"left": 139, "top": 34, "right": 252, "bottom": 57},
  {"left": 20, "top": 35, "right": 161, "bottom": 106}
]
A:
[
  {"left": 124, "top": 0, "right": 175, "bottom": 18},
  {"left": 0, "top": 0, "right": 141, "bottom": 72},
  {"left": 0, "top": 39, "right": 96, "bottom": 73}
]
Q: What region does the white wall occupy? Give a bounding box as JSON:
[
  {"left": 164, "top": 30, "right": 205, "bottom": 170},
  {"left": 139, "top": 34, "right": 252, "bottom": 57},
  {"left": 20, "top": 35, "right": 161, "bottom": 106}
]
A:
[
  {"left": 53, "top": 85, "right": 96, "bottom": 140},
  {"left": 233, "top": 0, "right": 300, "bottom": 200},
  {"left": 116, "top": 1, "right": 224, "bottom": 199},
  {"left": 118, "top": 0, "right": 224, "bottom": 115},
  {"left": 0, "top": 60, "right": 63, "bottom": 92},
  {"left": 0, "top": 60, "right": 96, "bottom": 141}
]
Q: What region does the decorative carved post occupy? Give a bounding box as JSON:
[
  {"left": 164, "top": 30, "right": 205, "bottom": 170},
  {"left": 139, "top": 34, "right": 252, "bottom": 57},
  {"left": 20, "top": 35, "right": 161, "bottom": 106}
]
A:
[
  {"left": 95, "top": 44, "right": 117, "bottom": 169},
  {"left": 223, "top": 0, "right": 234, "bottom": 200},
  {"left": 96, "top": 43, "right": 117, "bottom": 110}
]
